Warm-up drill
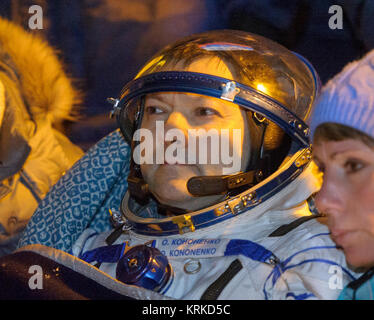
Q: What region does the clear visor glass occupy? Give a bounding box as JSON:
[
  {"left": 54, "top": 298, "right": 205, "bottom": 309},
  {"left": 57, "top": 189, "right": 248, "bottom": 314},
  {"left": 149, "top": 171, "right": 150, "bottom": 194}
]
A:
[
  {"left": 120, "top": 92, "right": 255, "bottom": 174},
  {"left": 133, "top": 30, "right": 318, "bottom": 122}
]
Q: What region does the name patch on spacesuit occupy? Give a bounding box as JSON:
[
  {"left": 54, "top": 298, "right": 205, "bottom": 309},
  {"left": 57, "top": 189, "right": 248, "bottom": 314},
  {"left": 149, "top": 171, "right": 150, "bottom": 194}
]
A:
[{"left": 155, "top": 238, "right": 226, "bottom": 259}]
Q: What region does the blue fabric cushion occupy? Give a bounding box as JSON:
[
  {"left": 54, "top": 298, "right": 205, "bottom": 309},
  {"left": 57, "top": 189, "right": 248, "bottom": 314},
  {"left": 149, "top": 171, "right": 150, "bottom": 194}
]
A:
[{"left": 18, "top": 130, "right": 131, "bottom": 252}]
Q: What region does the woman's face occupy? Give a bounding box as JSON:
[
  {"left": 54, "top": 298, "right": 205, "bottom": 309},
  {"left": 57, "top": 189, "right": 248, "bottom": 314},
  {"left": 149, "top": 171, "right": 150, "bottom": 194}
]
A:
[{"left": 313, "top": 138, "right": 374, "bottom": 268}]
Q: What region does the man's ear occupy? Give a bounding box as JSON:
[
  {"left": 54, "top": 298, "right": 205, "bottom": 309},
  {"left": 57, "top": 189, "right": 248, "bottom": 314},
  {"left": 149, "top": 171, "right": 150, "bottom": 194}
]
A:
[{"left": 0, "top": 79, "right": 5, "bottom": 129}]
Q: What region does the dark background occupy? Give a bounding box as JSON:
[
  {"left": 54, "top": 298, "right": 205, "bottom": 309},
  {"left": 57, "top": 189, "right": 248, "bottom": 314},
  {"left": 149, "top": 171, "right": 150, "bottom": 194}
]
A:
[{"left": 1, "top": 0, "right": 373, "bottom": 150}]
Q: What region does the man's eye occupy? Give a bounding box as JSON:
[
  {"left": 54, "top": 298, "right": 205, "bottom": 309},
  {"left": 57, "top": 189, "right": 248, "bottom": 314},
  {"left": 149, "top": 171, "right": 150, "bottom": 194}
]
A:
[
  {"left": 145, "top": 106, "right": 164, "bottom": 115},
  {"left": 195, "top": 107, "right": 221, "bottom": 117},
  {"left": 344, "top": 159, "right": 364, "bottom": 173}
]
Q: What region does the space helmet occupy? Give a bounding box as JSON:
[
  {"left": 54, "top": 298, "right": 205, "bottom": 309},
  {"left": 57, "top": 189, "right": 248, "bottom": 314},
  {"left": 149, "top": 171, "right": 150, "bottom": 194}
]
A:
[{"left": 108, "top": 29, "right": 320, "bottom": 236}]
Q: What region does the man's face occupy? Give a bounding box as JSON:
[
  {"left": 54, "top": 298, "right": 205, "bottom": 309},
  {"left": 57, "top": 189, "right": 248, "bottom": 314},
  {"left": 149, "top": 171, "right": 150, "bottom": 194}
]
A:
[
  {"left": 138, "top": 57, "right": 251, "bottom": 211},
  {"left": 314, "top": 138, "right": 374, "bottom": 269}
]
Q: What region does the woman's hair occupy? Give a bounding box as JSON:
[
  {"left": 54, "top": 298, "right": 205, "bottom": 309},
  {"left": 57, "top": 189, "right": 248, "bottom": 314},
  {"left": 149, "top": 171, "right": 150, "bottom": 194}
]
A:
[{"left": 314, "top": 122, "right": 374, "bottom": 147}]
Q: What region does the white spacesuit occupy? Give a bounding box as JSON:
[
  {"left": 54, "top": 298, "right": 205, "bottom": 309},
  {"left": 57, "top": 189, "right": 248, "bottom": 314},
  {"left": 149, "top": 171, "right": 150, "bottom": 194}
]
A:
[{"left": 71, "top": 30, "right": 359, "bottom": 299}]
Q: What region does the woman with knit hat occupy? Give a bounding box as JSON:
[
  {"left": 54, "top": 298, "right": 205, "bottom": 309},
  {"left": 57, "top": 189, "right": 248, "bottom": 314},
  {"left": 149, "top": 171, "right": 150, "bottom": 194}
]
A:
[{"left": 310, "top": 50, "right": 374, "bottom": 300}]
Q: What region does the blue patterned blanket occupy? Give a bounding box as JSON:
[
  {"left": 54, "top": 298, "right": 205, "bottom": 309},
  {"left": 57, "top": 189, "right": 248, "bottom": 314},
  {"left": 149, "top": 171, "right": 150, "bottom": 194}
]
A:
[{"left": 18, "top": 130, "right": 131, "bottom": 252}]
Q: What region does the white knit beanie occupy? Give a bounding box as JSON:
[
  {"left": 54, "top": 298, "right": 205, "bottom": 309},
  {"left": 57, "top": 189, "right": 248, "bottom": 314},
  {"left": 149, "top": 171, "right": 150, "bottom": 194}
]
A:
[{"left": 309, "top": 49, "right": 374, "bottom": 140}]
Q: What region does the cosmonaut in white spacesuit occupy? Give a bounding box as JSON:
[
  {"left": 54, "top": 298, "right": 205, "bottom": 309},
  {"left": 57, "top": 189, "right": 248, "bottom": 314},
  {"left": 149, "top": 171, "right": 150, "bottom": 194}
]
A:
[{"left": 71, "top": 30, "right": 360, "bottom": 300}]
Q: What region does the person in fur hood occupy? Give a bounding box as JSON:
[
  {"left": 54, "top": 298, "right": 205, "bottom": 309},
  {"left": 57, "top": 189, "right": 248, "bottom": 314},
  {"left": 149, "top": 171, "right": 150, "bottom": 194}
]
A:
[{"left": 0, "top": 17, "right": 84, "bottom": 256}]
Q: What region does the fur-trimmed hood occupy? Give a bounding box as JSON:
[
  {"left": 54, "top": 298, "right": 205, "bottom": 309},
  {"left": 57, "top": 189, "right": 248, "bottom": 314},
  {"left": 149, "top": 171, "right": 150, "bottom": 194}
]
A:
[
  {"left": 0, "top": 19, "right": 84, "bottom": 252},
  {"left": 0, "top": 17, "right": 80, "bottom": 125},
  {"left": 0, "top": 17, "right": 82, "bottom": 182}
]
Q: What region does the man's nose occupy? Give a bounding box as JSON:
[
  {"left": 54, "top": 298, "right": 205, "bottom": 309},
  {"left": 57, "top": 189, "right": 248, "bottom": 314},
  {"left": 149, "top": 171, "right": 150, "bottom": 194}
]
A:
[
  {"left": 314, "top": 171, "right": 345, "bottom": 218},
  {"left": 164, "top": 111, "right": 190, "bottom": 137},
  {"left": 161, "top": 111, "right": 191, "bottom": 153}
]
